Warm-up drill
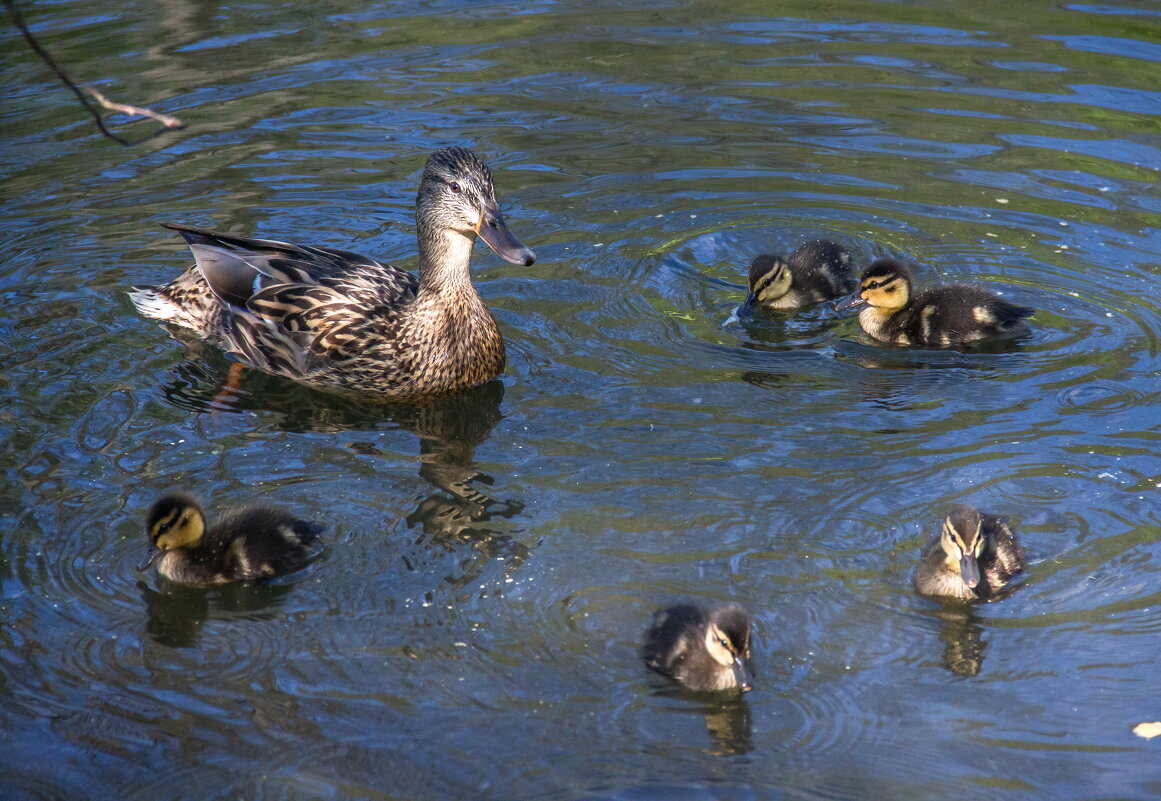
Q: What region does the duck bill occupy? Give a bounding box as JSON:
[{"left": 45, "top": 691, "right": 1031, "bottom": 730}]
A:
[
  {"left": 732, "top": 657, "right": 753, "bottom": 692},
  {"left": 959, "top": 553, "right": 981, "bottom": 589},
  {"left": 834, "top": 291, "right": 867, "bottom": 312},
  {"left": 475, "top": 207, "right": 536, "bottom": 267},
  {"left": 137, "top": 547, "right": 164, "bottom": 572}
]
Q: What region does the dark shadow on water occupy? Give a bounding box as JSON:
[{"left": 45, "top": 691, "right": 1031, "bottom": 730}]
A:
[
  {"left": 833, "top": 330, "right": 1034, "bottom": 370},
  {"left": 649, "top": 682, "right": 754, "bottom": 756},
  {"left": 139, "top": 579, "right": 298, "bottom": 648},
  {"left": 930, "top": 604, "right": 987, "bottom": 678},
  {"left": 733, "top": 305, "right": 847, "bottom": 348}
]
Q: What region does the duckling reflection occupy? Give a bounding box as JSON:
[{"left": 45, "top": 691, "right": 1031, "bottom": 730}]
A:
[
  {"left": 915, "top": 505, "right": 1026, "bottom": 602},
  {"left": 836, "top": 259, "right": 1033, "bottom": 348},
  {"left": 932, "top": 605, "right": 986, "bottom": 677},
  {"left": 701, "top": 695, "right": 754, "bottom": 755},
  {"left": 139, "top": 579, "right": 296, "bottom": 648},
  {"left": 644, "top": 603, "right": 754, "bottom": 692},
  {"left": 742, "top": 239, "right": 855, "bottom": 313}
]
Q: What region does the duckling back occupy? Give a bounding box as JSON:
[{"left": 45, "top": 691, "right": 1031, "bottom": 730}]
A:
[{"left": 897, "top": 283, "right": 1033, "bottom": 348}]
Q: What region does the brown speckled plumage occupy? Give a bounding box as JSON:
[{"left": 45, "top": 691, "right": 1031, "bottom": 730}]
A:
[{"left": 130, "top": 147, "right": 535, "bottom": 397}]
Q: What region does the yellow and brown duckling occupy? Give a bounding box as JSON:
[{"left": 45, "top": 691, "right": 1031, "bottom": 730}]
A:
[
  {"left": 743, "top": 238, "right": 855, "bottom": 312},
  {"left": 835, "top": 258, "right": 1033, "bottom": 347},
  {"left": 130, "top": 147, "right": 535, "bottom": 397},
  {"left": 138, "top": 493, "right": 324, "bottom": 586},
  {"left": 644, "top": 603, "right": 754, "bottom": 692},
  {"left": 914, "top": 505, "right": 1025, "bottom": 602}
]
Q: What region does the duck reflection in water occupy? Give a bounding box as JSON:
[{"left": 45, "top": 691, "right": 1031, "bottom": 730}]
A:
[
  {"left": 931, "top": 605, "right": 987, "bottom": 678},
  {"left": 140, "top": 578, "right": 299, "bottom": 648},
  {"left": 394, "top": 381, "right": 529, "bottom": 588},
  {"left": 158, "top": 360, "right": 528, "bottom": 591}
]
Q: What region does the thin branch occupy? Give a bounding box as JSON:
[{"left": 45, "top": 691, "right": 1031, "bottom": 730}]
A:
[
  {"left": 3, "top": 0, "right": 185, "bottom": 146},
  {"left": 84, "top": 86, "right": 185, "bottom": 131}
]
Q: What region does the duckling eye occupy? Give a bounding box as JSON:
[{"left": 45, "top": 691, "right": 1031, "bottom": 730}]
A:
[
  {"left": 719, "top": 637, "right": 732, "bottom": 651},
  {"left": 449, "top": 181, "right": 462, "bottom": 194}
]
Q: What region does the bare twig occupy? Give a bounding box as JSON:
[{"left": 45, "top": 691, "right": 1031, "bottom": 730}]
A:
[
  {"left": 3, "top": 0, "right": 185, "bottom": 146},
  {"left": 84, "top": 86, "right": 185, "bottom": 130}
]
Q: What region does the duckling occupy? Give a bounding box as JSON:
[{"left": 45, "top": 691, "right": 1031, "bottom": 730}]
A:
[
  {"left": 835, "top": 258, "right": 1033, "bottom": 347},
  {"left": 129, "top": 147, "right": 536, "bottom": 397},
  {"left": 138, "top": 493, "right": 324, "bottom": 586},
  {"left": 743, "top": 238, "right": 855, "bottom": 311},
  {"left": 914, "top": 505, "right": 1025, "bottom": 601},
  {"left": 643, "top": 603, "right": 754, "bottom": 692}
]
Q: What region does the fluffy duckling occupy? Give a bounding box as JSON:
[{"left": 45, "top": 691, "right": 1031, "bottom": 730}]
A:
[
  {"left": 643, "top": 603, "right": 753, "bottom": 692},
  {"left": 914, "top": 505, "right": 1025, "bottom": 602},
  {"left": 835, "top": 259, "right": 1033, "bottom": 347},
  {"left": 138, "top": 493, "right": 324, "bottom": 586},
  {"left": 130, "top": 147, "right": 535, "bottom": 397},
  {"left": 743, "top": 238, "right": 855, "bottom": 312}
]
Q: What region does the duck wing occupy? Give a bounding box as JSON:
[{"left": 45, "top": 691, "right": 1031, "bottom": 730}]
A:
[{"left": 163, "top": 223, "right": 418, "bottom": 374}]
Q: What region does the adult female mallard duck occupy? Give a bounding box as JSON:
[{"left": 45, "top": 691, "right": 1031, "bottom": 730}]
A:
[
  {"left": 138, "top": 493, "right": 324, "bottom": 586},
  {"left": 130, "top": 147, "right": 536, "bottom": 397},
  {"left": 835, "top": 258, "right": 1032, "bottom": 347},
  {"left": 742, "top": 238, "right": 855, "bottom": 312},
  {"left": 914, "top": 505, "right": 1025, "bottom": 601},
  {"left": 643, "top": 603, "right": 754, "bottom": 692}
]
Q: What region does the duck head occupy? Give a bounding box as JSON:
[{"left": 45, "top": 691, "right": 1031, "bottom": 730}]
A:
[
  {"left": 941, "top": 505, "right": 986, "bottom": 588},
  {"left": 705, "top": 604, "right": 754, "bottom": 691},
  {"left": 416, "top": 147, "right": 535, "bottom": 267},
  {"left": 743, "top": 254, "right": 794, "bottom": 310},
  {"left": 138, "top": 493, "right": 207, "bottom": 571},
  {"left": 835, "top": 258, "right": 912, "bottom": 313}
]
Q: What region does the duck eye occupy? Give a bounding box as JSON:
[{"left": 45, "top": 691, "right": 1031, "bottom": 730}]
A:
[
  {"left": 719, "top": 637, "right": 731, "bottom": 651},
  {"left": 449, "top": 181, "right": 462, "bottom": 194}
]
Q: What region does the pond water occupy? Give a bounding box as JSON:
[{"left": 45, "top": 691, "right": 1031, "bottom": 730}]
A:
[{"left": 3, "top": 0, "right": 1161, "bottom": 798}]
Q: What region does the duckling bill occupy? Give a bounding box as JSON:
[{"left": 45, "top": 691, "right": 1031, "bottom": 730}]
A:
[
  {"left": 139, "top": 493, "right": 324, "bottom": 586},
  {"left": 743, "top": 238, "right": 855, "bottom": 312},
  {"left": 835, "top": 258, "right": 1032, "bottom": 347},
  {"left": 643, "top": 603, "right": 753, "bottom": 692},
  {"left": 914, "top": 505, "right": 1025, "bottom": 602},
  {"left": 130, "top": 147, "right": 535, "bottom": 397}
]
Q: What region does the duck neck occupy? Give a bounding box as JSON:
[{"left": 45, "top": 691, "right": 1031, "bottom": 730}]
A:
[{"left": 417, "top": 223, "right": 478, "bottom": 297}]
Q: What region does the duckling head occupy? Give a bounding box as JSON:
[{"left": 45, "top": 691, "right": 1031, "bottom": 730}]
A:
[
  {"left": 835, "top": 258, "right": 912, "bottom": 313},
  {"left": 941, "top": 505, "right": 986, "bottom": 588},
  {"left": 743, "top": 254, "right": 793, "bottom": 309},
  {"left": 705, "top": 604, "right": 754, "bottom": 691},
  {"left": 138, "top": 493, "right": 207, "bottom": 571},
  {"left": 416, "top": 146, "right": 535, "bottom": 267}
]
